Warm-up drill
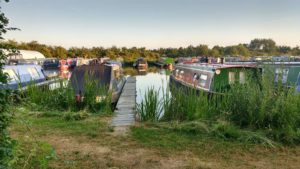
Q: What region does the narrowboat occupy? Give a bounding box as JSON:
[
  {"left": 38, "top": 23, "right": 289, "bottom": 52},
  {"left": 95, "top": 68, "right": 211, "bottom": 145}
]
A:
[
  {"left": 297, "top": 75, "right": 300, "bottom": 92},
  {"left": 1, "top": 64, "right": 47, "bottom": 90},
  {"left": 226, "top": 61, "right": 300, "bottom": 88},
  {"left": 59, "top": 59, "right": 77, "bottom": 71},
  {"left": 5, "top": 50, "right": 45, "bottom": 65},
  {"left": 70, "top": 60, "right": 126, "bottom": 103},
  {"left": 170, "top": 62, "right": 260, "bottom": 94},
  {"left": 154, "top": 57, "right": 174, "bottom": 70},
  {"left": 133, "top": 58, "right": 148, "bottom": 71},
  {"left": 42, "top": 58, "right": 60, "bottom": 69}
]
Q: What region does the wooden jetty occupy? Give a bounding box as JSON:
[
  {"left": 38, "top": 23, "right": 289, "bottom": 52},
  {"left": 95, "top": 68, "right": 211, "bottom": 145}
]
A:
[{"left": 111, "top": 77, "right": 136, "bottom": 127}]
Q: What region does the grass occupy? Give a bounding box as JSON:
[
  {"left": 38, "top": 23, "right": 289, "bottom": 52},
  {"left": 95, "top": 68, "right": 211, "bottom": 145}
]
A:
[
  {"left": 23, "top": 76, "right": 112, "bottom": 114},
  {"left": 8, "top": 106, "right": 111, "bottom": 168},
  {"left": 137, "top": 68, "right": 300, "bottom": 145},
  {"left": 137, "top": 87, "right": 163, "bottom": 122},
  {"left": 12, "top": 107, "right": 108, "bottom": 138},
  {"left": 8, "top": 106, "right": 300, "bottom": 168}
]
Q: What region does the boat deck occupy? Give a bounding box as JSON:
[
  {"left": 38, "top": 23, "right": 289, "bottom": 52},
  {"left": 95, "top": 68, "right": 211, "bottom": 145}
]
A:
[{"left": 111, "top": 76, "right": 136, "bottom": 127}]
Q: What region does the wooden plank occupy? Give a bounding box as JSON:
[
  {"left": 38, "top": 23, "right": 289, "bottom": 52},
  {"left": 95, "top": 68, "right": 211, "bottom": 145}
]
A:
[{"left": 111, "top": 76, "right": 136, "bottom": 127}]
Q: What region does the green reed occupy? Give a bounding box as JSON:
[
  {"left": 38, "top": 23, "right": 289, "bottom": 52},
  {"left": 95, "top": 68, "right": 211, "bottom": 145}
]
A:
[
  {"left": 24, "top": 76, "right": 112, "bottom": 114},
  {"left": 137, "top": 87, "right": 163, "bottom": 122},
  {"left": 140, "top": 69, "right": 300, "bottom": 144}
]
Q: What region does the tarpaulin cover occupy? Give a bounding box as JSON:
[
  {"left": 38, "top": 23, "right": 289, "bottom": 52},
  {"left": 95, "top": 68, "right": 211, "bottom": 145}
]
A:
[{"left": 70, "top": 65, "right": 112, "bottom": 95}]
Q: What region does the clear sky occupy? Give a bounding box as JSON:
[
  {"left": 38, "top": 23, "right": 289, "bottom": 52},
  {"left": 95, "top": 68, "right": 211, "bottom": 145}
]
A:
[{"left": 2, "top": 0, "right": 300, "bottom": 49}]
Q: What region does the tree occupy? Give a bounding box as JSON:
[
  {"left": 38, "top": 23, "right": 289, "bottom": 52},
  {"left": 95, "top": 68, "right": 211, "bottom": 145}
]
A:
[
  {"left": 278, "top": 46, "right": 291, "bottom": 55},
  {"left": 195, "top": 45, "right": 209, "bottom": 56},
  {"left": 236, "top": 44, "right": 250, "bottom": 57},
  {"left": 210, "top": 48, "right": 220, "bottom": 57},
  {"left": 0, "top": 0, "right": 16, "bottom": 167},
  {"left": 249, "top": 39, "right": 277, "bottom": 55},
  {"left": 53, "top": 46, "right": 67, "bottom": 58},
  {"left": 224, "top": 46, "right": 238, "bottom": 56},
  {"left": 291, "top": 47, "right": 300, "bottom": 56}
]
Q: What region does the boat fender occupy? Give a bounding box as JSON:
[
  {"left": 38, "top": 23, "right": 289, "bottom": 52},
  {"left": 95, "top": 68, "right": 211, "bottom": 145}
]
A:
[{"left": 76, "top": 90, "right": 82, "bottom": 103}]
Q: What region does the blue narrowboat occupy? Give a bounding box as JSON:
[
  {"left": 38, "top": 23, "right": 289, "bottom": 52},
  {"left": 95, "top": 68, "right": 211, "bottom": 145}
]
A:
[{"left": 1, "top": 64, "right": 46, "bottom": 90}]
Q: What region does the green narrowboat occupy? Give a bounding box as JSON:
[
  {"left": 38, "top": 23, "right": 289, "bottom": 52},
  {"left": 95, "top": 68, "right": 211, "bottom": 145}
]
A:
[
  {"left": 227, "top": 61, "right": 300, "bottom": 87},
  {"left": 170, "top": 62, "right": 261, "bottom": 94},
  {"left": 260, "top": 62, "right": 300, "bottom": 87}
]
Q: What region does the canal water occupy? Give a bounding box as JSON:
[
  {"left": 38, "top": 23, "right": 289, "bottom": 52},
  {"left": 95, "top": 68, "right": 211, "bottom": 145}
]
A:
[
  {"left": 43, "top": 66, "right": 171, "bottom": 104},
  {"left": 123, "top": 67, "right": 171, "bottom": 104}
]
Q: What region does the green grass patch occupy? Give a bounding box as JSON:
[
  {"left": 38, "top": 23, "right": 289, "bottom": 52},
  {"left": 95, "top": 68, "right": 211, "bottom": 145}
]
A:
[
  {"left": 131, "top": 123, "right": 256, "bottom": 156},
  {"left": 12, "top": 107, "right": 108, "bottom": 138},
  {"left": 10, "top": 140, "right": 56, "bottom": 169}
]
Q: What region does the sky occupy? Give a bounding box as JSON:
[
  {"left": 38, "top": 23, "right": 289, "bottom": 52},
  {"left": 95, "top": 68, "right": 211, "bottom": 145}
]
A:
[{"left": 2, "top": 0, "right": 300, "bottom": 49}]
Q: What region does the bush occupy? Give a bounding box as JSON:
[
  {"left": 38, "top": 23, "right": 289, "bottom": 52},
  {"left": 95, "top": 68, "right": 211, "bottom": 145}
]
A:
[{"left": 0, "top": 2, "right": 16, "bottom": 166}]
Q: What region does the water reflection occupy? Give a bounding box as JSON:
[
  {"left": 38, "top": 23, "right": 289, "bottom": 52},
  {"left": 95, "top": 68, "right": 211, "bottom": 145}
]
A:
[
  {"left": 43, "top": 69, "right": 72, "bottom": 79},
  {"left": 123, "top": 66, "right": 170, "bottom": 104},
  {"left": 44, "top": 66, "right": 171, "bottom": 106},
  {"left": 123, "top": 66, "right": 160, "bottom": 76}
]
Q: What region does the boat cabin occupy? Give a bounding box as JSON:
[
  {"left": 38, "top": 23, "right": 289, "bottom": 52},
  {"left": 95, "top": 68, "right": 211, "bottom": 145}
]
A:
[
  {"left": 133, "top": 58, "right": 148, "bottom": 70},
  {"left": 43, "top": 58, "right": 59, "bottom": 69},
  {"left": 1, "top": 65, "right": 46, "bottom": 90},
  {"left": 226, "top": 61, "right": 300, "bottom": 87},
  {"left": 70, "top": 61, "right": 126, "bottom": 103},
  {"left": 170, "top": 63, "right": 260, "bottom": 93},
  {"left": 296, "top": 74, "right": 300, "bottom": 92}
]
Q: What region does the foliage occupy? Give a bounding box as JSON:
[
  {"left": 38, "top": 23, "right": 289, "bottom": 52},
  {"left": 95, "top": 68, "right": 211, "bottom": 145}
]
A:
[
  {"left": 1, "top": 39, "right": 300, "bottom": 61},
  {"left": 0, "top": 0, "right": 17, "bottom": 168},
  {"left": 25, "top": 79, "right": 112, "bottom": 114},
  {"left": 62, "top": 110, "right": 90, "bottom": 121},
  {"left": 132, "top": 122, "right": 277, "bottom": 148},
  {"left": 140, "top": 70, "right": 300, "bottom": 145},
  {"left": 10, "top": 141, "right": 56, "bottom": 169},
  {"left": 137, "top": 87, "right": 163, "bottom": 122}
]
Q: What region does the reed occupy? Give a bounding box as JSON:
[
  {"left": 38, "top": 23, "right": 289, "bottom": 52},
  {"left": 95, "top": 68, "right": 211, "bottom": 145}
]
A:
[
  {"left": 141, "top": 69, "right": 300, "bottom": 144},
  {"left": 137, "top": 87, "right": 163, "bottom": 122},
  {"left": 24, "top": 76, "right": 112, "bottom": 115}
]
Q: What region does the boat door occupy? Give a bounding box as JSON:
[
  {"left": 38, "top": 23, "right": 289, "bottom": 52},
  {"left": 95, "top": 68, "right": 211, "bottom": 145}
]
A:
[{"left": 296, "top": 73, "right": 300, "bottom": 92}]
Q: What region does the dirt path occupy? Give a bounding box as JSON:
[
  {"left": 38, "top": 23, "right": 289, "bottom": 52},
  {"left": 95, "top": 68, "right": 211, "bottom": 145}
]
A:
[{"left": 25, "top": 131, "right": 298, "bottom": 169}]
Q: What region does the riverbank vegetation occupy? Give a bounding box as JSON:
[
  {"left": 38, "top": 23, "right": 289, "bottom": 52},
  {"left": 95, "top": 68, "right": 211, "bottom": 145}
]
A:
[
  {"left": 8, "top": 106, "right": 300, "bottom": 168},
  {"left": 137, "top": 69, "right": 300, "bottom": 145},
  {"left": 1, "top": 39, "right": 300, "bottom": 62},
  {"left": 24, "top": 79, "right": 112, "bottom": 115}
]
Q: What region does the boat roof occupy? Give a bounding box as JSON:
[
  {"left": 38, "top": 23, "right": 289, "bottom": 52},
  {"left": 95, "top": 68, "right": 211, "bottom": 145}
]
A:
[
  {"left": 5, "top": 50, "right": 46, "bottom": 60},
  {"left": 226, "top": 61, "right": 300, "bottom": 66},
  {"left": 4, "top": 64, "right": 43, "bottom": 69},
  {"left": 176, "top": 63, "right": 257, "bottom": 72}
]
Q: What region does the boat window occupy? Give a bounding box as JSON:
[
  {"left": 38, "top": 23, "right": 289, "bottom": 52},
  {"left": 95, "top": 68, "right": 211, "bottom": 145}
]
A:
[
  {"left": 239, "top": 72, "right": 246, "bottom": 84},
  {"left": 199, "top": 74, "right": 207, "bottom": 87},
  {"left": 27, "top": 67, "right": 40, "bottom": 79},
  {"left": 175, "top": 69, "right": 179, "bottom": 77},
  {"left": 297, "top": 73, "right": 300, "bottom": 92},
  {"left": 179, "top": 70, "right": 184, "bottom": 79},
  {"left": 228, "top": 72, "right": 235, "bottom": 84},
  {"left": 113, "top": 69, "right": 120, "bottom": 80},
  {"left": 275, "top": 68, "right": 289, "bottom": 84},
  {"left": 3, "top": 69, "right": 18, "bottom": 82},
  {"left": 193, "top": 73, "right": 199, "bottom": 82},
  {"left": 282, "top": 69, "right": 289, "bottom": 84}
]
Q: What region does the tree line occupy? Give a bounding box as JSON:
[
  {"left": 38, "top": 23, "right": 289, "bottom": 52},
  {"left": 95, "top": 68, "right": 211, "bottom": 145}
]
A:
[{"left": 1, "top": 39, "right": 300, "bottom": 62}]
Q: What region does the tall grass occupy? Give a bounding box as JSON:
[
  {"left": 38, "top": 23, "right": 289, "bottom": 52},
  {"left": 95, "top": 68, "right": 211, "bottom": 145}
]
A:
[
  {"left": 137, "top": 87, "right": 162, "bottom": 122},
  {"left": 24, "top": 77, "right": 112, "bottom": 114},
  {"left": 139, "top": 69, "right": 300, "bottom": 144}
]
